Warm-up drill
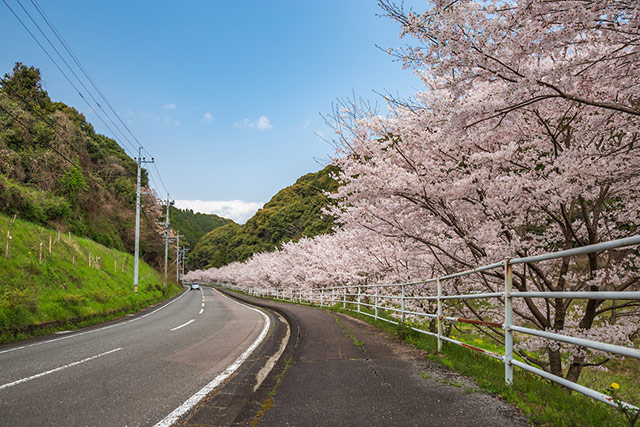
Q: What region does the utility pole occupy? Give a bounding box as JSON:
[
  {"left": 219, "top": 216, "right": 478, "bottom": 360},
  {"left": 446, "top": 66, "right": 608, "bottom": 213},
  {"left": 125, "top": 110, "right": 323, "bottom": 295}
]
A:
[
  {"left": 163, "top": 195, "right": 174, "bottom": 286},
  {"left": 176, "top": 233, "right": 184, "bottom": 285},
  {"left": 182, "top": 247, "right": 189, "bottom": 280},
  {"left": 134, "top": 147, "right": 154, "bottom": 294}
]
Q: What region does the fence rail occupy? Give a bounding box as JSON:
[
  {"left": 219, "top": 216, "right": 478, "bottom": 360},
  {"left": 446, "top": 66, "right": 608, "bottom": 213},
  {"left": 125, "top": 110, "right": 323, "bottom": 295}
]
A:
[{"left": 221, "top": 235, "right": 640, "bottom": 413}]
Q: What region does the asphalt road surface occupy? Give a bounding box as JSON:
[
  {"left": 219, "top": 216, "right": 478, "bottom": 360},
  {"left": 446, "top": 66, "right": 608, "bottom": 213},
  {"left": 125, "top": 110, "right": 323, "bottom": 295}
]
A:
[
  {"left": 213, "top": 290, "right": 530, "bottom": 427},
  {"left": 0, "top": 287, "right": 267, "bottom": 427}
]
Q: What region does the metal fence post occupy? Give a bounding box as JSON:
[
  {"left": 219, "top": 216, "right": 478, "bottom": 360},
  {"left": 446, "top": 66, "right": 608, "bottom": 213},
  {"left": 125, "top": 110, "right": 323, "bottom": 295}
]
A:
[
  {"left": 375, "top": 286, "right": 379, "bottom": 319},
  {"left": 332, "top": 288, "right": 335, "bottom": 306},
  {"left": 401, "top": 284, "right": 406, "bottom": 324},
  {"left": 343, "top": 287, "right": 346, "bottom": 309},
  {"left": 437, "top": 277, "right": 442, "bottom": 352},
  {"left": 320, "top": 289, "right": 324, "bottom": 307},
  {"left": 504, "top": 257, "right": 514, "bottom": 386},
  {"left": 357, "top": 286, "right": 361, "bottom": 313}
]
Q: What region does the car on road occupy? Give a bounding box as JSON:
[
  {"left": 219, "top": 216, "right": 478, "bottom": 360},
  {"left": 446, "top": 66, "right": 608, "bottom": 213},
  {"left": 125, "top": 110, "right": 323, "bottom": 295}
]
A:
[{"left": 190, "top": 282, "right": 200, "bottom": 290}]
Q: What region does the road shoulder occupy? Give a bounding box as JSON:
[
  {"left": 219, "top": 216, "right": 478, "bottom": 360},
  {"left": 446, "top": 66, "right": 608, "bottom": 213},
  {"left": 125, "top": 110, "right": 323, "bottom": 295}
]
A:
[{"left": 210, "top": 289, "right": 530, "bottom": 427}]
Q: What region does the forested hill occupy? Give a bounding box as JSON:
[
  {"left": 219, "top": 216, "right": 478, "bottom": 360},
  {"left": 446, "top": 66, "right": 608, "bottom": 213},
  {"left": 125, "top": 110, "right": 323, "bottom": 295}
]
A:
[
  {"left": 0, "top": 63, "right": 165, "bottom": 265},
  {"left": 169, "top": 207, "right": 232, "bottom": 249},
  {"left": 187, "top": 165, "right": 339, "bottom": 270}
]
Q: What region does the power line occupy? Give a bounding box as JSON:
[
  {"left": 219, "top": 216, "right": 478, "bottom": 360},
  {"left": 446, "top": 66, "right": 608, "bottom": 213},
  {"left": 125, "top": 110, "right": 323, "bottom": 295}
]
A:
[
  {"left": 3, "top": 0, "right": 172, "bottom": 197},
  {"left": 2, "top": 84, "right": 163, "bottom": 198},
  {"left": 0, "top": 77, "right": 144, "bottom": 193},
  {"left": 28, "top": 0, "right": 144, "bottom": 154},
  {"left": 3, "top": 0, "right": 135, "bottom": 159},
  {"left": 10, "top": 0, "right": 139, "bottom": 158},
  {"left": 30, "top": 0, "right": 171, "bottom": 196},
  {"left": 150, "top": 161, "right": 169, "bottom": 194}
]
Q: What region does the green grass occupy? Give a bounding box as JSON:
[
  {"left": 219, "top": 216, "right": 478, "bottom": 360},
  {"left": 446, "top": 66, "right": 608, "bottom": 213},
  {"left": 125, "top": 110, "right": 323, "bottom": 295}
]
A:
[{"left": 0, "top": 213, "right": 181, "bottom": 343}]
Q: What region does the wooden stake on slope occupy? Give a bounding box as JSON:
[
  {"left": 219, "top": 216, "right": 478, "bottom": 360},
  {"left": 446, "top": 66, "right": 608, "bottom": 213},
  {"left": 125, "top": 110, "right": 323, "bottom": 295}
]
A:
[
  {"left": 4, "top": 229, "right": 9, "bottom": 258},
  {"left": 49, "top": 235, "right": 52, "bottom": 255},
  {"left": 39, "top": 242, "right": 43, "bottom": 263}
]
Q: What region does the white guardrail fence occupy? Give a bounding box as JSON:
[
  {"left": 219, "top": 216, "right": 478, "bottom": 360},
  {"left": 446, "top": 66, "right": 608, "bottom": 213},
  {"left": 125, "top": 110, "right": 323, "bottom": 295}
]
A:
[{"left": 222, "top": 235, "right": 640, "bottom": 413}]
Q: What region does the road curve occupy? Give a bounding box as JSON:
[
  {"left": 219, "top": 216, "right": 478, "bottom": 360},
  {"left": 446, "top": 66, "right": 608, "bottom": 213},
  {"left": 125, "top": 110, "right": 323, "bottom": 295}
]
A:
[{"left": 0, "top": 287, "right": 267, "bottom": 427}]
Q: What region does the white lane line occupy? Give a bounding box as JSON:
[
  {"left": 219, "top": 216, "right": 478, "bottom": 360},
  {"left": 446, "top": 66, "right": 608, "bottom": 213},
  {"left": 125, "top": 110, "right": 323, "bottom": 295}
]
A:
[
  {"left": 0, "top": 348, "right": 122, "bottom": 391},
  {"left": 198, "top": 309, "right": 203, "bottom": 315},
  {"left": 0, "top": 291, "right": 190, "bottom": 355},
  {"left": 155, "top": 290, "right": 271, "bottom": 427},
  {"left": 254, "top": 312, "right": 289, "bottom": 392},
  {"left": 202, "top": 303, "right": 205, "bottom": 307},
  {"left": 170, "top": 319, "right": 195, "bottom": 331}
]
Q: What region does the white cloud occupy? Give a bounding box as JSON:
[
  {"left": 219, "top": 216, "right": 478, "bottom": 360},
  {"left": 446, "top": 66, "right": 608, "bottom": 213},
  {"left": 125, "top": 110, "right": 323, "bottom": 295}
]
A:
[
  {"left": 234, "top": 115, "right": 273, "bottom": 131},
  {"left": 255, "top": 115, "right": 272, "bottom": 130},
  {"left": 202, "top": 112, "right": 214, "bottom": 124},
  {"left": 174, "top": 200, "right": 264, "bottom": 224},
  {"left": 163, "top": 103, "right": 177, "bottom": 110}
]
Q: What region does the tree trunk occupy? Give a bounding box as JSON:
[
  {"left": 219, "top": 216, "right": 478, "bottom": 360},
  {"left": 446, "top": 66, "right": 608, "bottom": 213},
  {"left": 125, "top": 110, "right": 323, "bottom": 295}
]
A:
[{"left": 548, "top": 348, "right": 564, "bottom": 378}]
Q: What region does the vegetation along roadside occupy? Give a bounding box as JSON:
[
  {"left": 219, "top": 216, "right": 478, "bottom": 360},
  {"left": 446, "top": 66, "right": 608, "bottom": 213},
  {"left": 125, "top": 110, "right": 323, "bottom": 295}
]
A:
[{"left": 0, "top": 212, "right": 181, "bottom": 344}]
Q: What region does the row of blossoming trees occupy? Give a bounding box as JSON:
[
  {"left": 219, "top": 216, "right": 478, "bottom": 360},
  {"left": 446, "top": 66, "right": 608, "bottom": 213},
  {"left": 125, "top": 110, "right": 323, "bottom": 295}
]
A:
[{"left": 187, "top": 0, "right": 639, "bottom": 383}]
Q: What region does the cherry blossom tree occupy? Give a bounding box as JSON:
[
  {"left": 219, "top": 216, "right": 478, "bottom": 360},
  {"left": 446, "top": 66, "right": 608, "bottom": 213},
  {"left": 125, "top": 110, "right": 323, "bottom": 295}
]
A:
[
  {"left": 187, "top": 0, "right": 640, "bottom": 383},
  {"left": 326, "top": 0, "right": 640, "bottom": 381}
]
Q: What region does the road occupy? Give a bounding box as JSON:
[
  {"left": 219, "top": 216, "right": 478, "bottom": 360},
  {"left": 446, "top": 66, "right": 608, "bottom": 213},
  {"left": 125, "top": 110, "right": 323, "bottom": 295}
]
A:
[
  {"left": 0, "top": 287, "right": 268, "bottom": 427},
  {"left": 206, "top": 289, "right": 530, "bottom": 427}
]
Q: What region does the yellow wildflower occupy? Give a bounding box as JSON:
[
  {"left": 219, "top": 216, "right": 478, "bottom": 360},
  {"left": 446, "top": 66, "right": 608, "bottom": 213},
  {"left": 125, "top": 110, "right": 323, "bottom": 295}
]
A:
[{"left": 611, "top": 382, "right": 620, "bottom": 390}]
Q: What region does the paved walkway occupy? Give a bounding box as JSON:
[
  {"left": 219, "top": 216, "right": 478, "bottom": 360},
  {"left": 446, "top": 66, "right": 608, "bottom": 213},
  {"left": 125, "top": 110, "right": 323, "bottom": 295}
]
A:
[{"left": 184, "top": 289, "right": 530, "bottom": 426}]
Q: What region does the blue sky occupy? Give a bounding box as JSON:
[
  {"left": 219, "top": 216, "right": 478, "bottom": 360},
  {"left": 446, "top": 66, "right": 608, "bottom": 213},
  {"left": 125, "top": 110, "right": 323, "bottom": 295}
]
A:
[{"left": 1, "top": 0, "right": 425, "bottom": 222}]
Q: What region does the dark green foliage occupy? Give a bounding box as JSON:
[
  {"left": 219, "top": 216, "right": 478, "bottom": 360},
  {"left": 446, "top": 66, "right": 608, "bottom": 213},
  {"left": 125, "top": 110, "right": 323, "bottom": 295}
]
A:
[
  {"left": 0, "top": 175, "right": 71, "bottom": 223},
  {"left": 188, "top": 165, "right": 339, "bottom": 270},
  {"left": 58, "top": 163, "right": 89, "bottom": 206},
  {"left": 169, "top": 206, "right": 231, "bottom": 249},
  {"left": 188, "top": 222, "right": 242, "bottom": 269},
  {"left": 1, "top": 63, "right": 51, "bottom": 110}
]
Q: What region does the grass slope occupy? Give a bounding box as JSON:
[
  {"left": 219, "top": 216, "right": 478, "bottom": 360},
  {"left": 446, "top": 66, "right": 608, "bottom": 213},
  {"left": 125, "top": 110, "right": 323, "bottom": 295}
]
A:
[{"left": 0, "top": 213, "right": 180, "bottom": 343}]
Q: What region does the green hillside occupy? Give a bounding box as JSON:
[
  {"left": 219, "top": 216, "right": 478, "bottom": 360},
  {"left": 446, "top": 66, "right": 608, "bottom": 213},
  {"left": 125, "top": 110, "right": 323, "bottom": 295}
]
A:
[
  {"left": 0, "top": 213, "right": 180, "bottom": 343},
  {"left": 169, "top": 207, "right": 232, "bottom": 249},
  {"left": 187, "top": 165, "right": 339, "bottom": 270},
  {"left": 0, "top": 63, "right": 164, "bottom": 267}
]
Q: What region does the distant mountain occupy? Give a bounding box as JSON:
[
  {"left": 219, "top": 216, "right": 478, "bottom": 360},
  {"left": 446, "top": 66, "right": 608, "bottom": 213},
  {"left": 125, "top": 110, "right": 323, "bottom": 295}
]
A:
[
  {"left": 187, "top": 165, "right": 339, "bottom": 270},
  {"left": 169, "top": 206, "right": 232, "bottom": 249}
]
